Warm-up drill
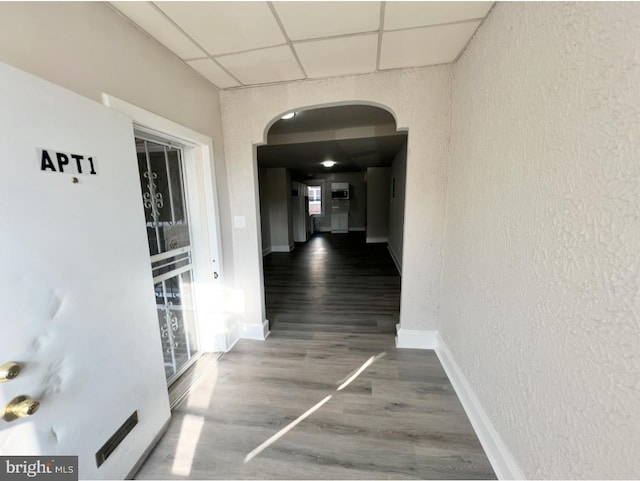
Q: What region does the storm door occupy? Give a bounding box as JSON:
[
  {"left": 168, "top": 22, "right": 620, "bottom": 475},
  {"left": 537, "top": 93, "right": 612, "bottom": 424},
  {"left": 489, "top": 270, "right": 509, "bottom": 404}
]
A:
[{"left": 136, "top": 136, "right": 200, "bottom": 384}]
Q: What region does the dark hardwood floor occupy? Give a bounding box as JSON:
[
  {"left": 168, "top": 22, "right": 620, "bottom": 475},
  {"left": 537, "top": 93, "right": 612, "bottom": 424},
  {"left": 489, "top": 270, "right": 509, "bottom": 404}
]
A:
[
  {"left": 136, "top": 232, "right": 495, "bottom": 480},
  {"left": 264, "top": 232, "right": 400, "bottom": 335}
]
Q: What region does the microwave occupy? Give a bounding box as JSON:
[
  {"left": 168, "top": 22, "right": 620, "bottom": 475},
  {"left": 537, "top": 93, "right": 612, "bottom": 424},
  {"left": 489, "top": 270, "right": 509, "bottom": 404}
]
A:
[{"left": 331, "top": 189, "right": 349, "bottom": 199}]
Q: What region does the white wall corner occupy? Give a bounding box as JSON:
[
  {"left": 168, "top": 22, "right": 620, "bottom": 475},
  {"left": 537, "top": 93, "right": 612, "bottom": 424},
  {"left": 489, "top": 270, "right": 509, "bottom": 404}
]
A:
[
  {"left": 271, "top": 245, "right": 291, "bottom": 252},
  {"left": 366, "top": 236, "right": 389, "bottom": 243},
  {"left": 395, "top": 324, "right": 438, "bottom": 349},
  {"left": 262, "top": 246, "right": 272, "bottom": 256},
  {"left": 289, "top": 243, "right": 295, "bottom": 252},
  {"left": 239, "top": 319, "right": 270, "bottom": 341},
  {"left": 435, "top": 334, "right": 525, "bottom": 480},
  {"left": 387, "top": 245, "right": 402, "bottom": 275}
]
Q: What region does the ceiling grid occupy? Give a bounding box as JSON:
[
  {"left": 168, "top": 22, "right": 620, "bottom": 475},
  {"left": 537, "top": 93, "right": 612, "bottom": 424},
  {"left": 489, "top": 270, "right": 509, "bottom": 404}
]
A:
[
  {"left": 109, "top": 1, "right": 494, "bottom": 90},
  {"left": 267, "top": 1, "right": 309, "bottom": 78}
]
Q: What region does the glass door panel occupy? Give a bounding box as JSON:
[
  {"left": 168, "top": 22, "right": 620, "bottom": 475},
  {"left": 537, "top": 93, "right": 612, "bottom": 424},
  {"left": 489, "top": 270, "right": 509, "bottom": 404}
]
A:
[{"left": 136, "top": 137, "right": 201, "bottom": 384}]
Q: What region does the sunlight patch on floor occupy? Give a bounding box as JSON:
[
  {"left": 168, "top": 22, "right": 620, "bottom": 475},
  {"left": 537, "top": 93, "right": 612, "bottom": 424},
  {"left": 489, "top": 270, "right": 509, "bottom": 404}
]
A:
[
  {"left": 244, "top": 351, "right": 386, "bottom": 463},
  {"left": 244, "top": 395, "right": 333, "bottom": 463},
  {"left": 171, "top": 414, "right": 205, "bottom": 477}
]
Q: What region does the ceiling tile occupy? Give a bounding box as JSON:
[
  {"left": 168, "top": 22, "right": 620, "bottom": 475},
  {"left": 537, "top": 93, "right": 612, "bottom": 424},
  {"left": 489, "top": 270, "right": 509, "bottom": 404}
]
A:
[
  {"left": 384, "top": 1, "right": 493, "bottom": 30},
  {"left": 155, "top": 2, "right": 286, "bottom": 56},
  {"left": 110, "top": 2, "right": 205, "bottom": 59},
  {"left": 216, "top": 46, "right": 305, "bottom": 86},
  {"left": 294, "top": 34, "right": 378, "bottom": 79},
  {"left": 380, "top": 21, "right": 481, "bottom": 70},
  {"left": 273, "top": 1, "right": 381, "bottom": 41},
  {"left": 187, "top": 59, "right": 240, "bottom": 89}
]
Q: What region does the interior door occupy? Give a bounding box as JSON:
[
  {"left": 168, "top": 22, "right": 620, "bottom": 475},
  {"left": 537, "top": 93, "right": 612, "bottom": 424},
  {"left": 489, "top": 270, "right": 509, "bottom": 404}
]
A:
[{"left": 0, "top": 62, "right": 170, "bottom": 479}]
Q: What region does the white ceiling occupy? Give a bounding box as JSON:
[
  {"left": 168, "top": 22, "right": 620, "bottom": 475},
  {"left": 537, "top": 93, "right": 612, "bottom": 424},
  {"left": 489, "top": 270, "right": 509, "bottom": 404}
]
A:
[{"left": 110, "top": 1, "right": 494, "bottom": 90}]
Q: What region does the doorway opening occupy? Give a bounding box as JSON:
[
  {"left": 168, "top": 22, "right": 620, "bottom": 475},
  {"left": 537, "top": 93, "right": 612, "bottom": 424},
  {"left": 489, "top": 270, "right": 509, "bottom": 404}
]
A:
[{"left": 256, "top": 104, "right": 407, "bottom": 335}]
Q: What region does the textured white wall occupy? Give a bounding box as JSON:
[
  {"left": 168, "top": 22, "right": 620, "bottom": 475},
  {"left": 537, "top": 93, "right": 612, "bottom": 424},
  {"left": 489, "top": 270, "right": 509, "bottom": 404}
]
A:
[
  {"left": 366, "top": 167, "right": 391, "bottom": 242},
  {"left": 220, "top": 67, "right": 451, "bottom": 333},
  {"left": 0, "top": 1, "right": 235, "bottom": 287},
  {"left": 389, "top": 142, "right": 408, "bottom": 271},
  {"left": 442, "top": 3, "right": 640, "bottom": 478}
]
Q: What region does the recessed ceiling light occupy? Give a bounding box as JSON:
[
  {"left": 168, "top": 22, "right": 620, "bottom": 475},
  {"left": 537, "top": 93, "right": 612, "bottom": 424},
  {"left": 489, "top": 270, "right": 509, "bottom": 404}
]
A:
[
  {"left": 281, "top": 112, "right": 295, "bottom": 120},
  {"left": 322, "top": 160, "right": 336, "bottom": 168}
]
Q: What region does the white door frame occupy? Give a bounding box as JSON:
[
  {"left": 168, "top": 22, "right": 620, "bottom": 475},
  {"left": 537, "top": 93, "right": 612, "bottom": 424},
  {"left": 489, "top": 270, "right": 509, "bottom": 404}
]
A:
[{"left": 102, "top": 94, "right": 228, "bottom": 353}]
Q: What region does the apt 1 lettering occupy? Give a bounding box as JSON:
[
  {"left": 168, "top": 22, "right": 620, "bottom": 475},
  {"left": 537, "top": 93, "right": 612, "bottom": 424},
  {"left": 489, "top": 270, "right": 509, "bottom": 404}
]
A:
[{"left": 39, "top": 148, "right": 97, "bottom": 175}]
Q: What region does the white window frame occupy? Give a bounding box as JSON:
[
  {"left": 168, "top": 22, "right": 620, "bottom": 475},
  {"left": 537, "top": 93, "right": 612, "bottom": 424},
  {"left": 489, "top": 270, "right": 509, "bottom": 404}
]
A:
[{"left": 306, "top": 180, "right": 326, "bottom": 217}]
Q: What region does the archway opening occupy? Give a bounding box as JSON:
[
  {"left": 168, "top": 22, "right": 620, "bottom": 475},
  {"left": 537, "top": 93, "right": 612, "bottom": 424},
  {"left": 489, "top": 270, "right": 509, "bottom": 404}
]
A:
[{"left": 256, "top": 104, "right": 407, "bottom": 337}]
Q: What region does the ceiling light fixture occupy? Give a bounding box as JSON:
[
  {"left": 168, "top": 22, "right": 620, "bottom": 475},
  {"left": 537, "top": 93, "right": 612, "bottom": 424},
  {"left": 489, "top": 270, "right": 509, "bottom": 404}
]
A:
[
  {"left": 322, "top": 160, "right": 336, "bottom": 168},
  {"left": 281, "top": 112, "right": 295, "bottom": 120}
]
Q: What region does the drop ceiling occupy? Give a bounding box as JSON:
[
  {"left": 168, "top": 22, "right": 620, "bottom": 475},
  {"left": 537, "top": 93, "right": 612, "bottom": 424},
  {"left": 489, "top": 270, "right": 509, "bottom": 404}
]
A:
[{"left": 110, "top": 1, "right": 494, "bottom": 90}]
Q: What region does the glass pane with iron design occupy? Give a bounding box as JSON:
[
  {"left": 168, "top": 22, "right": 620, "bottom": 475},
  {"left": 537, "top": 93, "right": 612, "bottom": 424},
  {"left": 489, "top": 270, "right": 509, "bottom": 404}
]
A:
[
  {"left": 136, "top": 139, "right": 190, "bottom": 256},
  {"left": 154, "top": 271, "right": 198, "bottom": 381}
]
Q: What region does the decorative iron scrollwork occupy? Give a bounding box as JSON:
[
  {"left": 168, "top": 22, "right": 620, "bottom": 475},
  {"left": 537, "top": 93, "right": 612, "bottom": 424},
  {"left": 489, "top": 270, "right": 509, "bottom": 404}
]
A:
[
  {"left": 142, "top": 171, "right": 164, "bottom": 220},
  {"left": 160, "top": 302, "right": 180, "bottom": 353}
]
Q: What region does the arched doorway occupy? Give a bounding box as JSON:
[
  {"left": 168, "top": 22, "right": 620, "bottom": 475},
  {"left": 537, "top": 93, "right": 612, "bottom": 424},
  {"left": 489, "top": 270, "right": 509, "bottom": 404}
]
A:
[
  {"left": 256, "top": 104, "right": 408, "bottom": 335},
  {"left": 220, "top": 70, "right": 450, "bottom": 344}
]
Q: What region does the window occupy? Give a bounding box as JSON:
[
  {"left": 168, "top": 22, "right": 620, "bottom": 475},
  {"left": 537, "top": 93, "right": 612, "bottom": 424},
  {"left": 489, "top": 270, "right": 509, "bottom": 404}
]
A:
[{"left": 308, "top": 185, "right": 322, "bottom": 215}]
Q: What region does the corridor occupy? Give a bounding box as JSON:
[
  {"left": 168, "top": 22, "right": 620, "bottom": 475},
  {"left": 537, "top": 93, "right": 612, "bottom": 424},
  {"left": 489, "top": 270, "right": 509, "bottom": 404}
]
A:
[{"left": 135, "top": 233, "right": 495, "bottom": 479}]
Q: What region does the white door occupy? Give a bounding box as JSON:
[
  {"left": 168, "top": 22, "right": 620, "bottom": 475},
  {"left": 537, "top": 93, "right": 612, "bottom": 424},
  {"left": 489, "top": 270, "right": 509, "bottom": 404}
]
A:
[{"left": 0, "top": 62, "right": 170, "bottom": 479}]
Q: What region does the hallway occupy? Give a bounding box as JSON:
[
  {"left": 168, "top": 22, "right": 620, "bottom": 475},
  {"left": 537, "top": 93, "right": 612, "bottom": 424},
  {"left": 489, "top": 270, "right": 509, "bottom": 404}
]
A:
[{"left": 135, "top": 233, "right": 495, "bottom": 479}]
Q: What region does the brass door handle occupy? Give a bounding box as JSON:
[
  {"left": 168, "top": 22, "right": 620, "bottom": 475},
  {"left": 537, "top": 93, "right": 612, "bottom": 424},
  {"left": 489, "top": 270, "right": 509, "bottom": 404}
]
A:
[
  {"left": 3, "top": 396, "right": 40, "bottom": 422},
  {"left": 0, "top": 362, "right": 22, "bottom": 382}
]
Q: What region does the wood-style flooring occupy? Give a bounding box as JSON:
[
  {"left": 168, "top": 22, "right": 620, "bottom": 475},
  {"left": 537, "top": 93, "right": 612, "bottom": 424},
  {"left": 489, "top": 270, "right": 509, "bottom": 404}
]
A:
[{"left": 135, "top": 232, "right": 495, "bottom": 480}]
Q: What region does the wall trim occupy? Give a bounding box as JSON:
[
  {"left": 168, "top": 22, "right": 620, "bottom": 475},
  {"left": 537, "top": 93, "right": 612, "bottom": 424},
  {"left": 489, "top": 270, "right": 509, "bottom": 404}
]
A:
[
  {"left": 349, "top": 226, "right": 366, "bottom": 232},
  {"left": 366, "top": 236, "right": 389, "bottom": 243},
  {"left": 225, "top": 322, "right": 240, "bottom": 352},
  {"left": 271, "top": 244, "right": 293, "bottom": 252},
  {"left": 395, "top": 326, "right": 525, "bottom": 480},
  {"left": 239, "top": 319, "right": 270, "bottom": 341},
  {"left": 395, "top": 324, "right": 438, "bottom": 349},
  {"left": 387, "top": 244, "right": 402, "bottom": 275},
  {"left": 262, "top": 246, "right": 272, "bottom": 256},
  {"left": 435, "top": 334, "right": 525, "bottom": 480}
]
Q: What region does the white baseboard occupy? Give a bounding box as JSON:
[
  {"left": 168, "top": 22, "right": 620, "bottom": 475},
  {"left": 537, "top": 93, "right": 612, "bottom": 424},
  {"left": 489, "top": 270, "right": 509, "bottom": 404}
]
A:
[
  {"left": 239, "top": 319, "right": 270, "bottom": 341},
  {"left": 395, "top": 324, "right": 438, "bottom": 349},
  {"left": 210, "top": 325, "right": 239, "bottom": 353},
  {"left": 223, "top": 321, "right": 240, "bottom": 352},
  {"left": 366, "top": 236, "right": 389, "bottom": 243},
  {"left": 387, "top": 244, "right": 402, "bottom": 275},
  {"left": 271, "top": 244, "right": 293, "bottom": 252},
  {"left": 349, "top": 227, "right": 366, "bottom": 232},
  {"left": 262, "top": 246, "right": 272, "bottom": 256},
  {"left": 435, "top": 334, "right": 525, "bottom": 480},
  {"left": 396, "top": 326, "right": 525, "bottom": 480}
]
